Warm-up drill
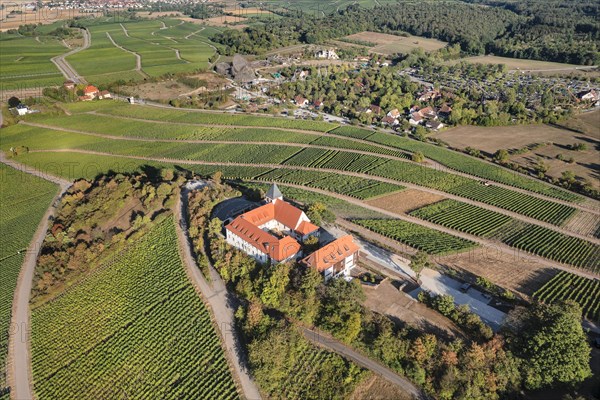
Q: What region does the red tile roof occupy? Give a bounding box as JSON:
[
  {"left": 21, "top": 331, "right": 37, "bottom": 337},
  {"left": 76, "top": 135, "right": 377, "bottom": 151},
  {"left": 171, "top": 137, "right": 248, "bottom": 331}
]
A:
[
  {"left": 226, "top": 216, "right": 301, "bottom": 262},
  {"left": 301, "top": 235, "right": 359, "bottom": 272},
  {"left": 296, "top": 220, "right": 319, "bottom": 235},
  {"left": 84, "top": 85, "right": 99, "bottom": 94}
]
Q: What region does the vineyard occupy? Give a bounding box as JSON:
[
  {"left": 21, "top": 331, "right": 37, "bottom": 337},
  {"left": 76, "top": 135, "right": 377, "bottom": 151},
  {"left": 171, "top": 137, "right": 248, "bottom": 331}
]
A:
[
  {"left": 65, "top": 101, "right": 336, "bottom": 132},
  {"left": 533, "top": 271, "right": 600, "bottom": 322},
  {"left": 31, "top": 219, "right": 239, "bottom": 399},
  {"left": 331, "top": 126, "right": 582, "bottom": 202},
  {"left": 493, "top": 222, "right": 600, "bottom": 272},
  {"left": 410, "top": 199, "right": 512, "bottom": 237},
  {"left": 352, "top": 219, "right": 478, "bottom": 255}
]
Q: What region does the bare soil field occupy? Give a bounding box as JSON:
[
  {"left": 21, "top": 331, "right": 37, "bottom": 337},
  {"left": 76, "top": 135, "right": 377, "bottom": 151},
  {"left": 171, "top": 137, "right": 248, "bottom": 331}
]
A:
[
  {"left": 363, "top": 279, "right": 464, "bottom": 340},
  {"left": 366, "top": 189, "right": 445, "bottom": 214},
  {"left": 439, "top": 247, "right": 557, "bottom": 297},
  {"left": 136, "top": 11, "right": 184, "bottom": 18},
  {"left": 0, "top": 10, "right": 100, "bottom": 31},
  {"left": 558, "top": 109, "right": 600, "bottom": 139},
  {"left": 350, "top": 375, "right": 414, "bottom": 400},
  {"left": 343, "top": 31, "right": 447, "bottom": 54},
  {"left": 437, "top": 124, "right": 599, "bottom": 189},
  {"left": 225, "top": 7, "right": 273, "bottom": 15},
  {"left": 203, "top": 15, "right": 248, "bottom": 27},
  {"left": 452, "top": 55, "right": 583, "bottom": 71},
  {"left": 123, "top": 73, "right": 228, "bottom": 100}
]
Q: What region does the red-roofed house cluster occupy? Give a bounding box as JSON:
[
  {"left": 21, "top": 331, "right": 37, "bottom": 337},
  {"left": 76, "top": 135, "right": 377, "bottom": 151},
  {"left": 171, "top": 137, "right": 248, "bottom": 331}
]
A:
[{"left": 225, "top": 183, "right": 359, "bottom": 281}]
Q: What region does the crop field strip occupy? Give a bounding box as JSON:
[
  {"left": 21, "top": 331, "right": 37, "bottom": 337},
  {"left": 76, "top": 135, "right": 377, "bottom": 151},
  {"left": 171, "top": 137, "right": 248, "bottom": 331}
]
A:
[
  {"left": 411, "top": 201, "right": 600, "bottom": 272},
  {"left": 3, "top": 121, "right": 584, "bottom": 231},
  {"left": 0, "top": 33, "right": 69, "bottom": 89},
  {"left": 352, "top": 219, "right": 478, "bottom": 255},
  {"left": 533, "top": 271, "right": 600, "bottom": 322},
  {"left": 330, "top": 126, "right": 583, "bottom": 203},
  {"left": 9, "top": 150, "right": 599, "bottom": 275},
  {"left": 0, "top": 164, "right": 58, "bottom": 399},
  {"left": 31, "top": 218, "right": 239, "bottom": 399}
]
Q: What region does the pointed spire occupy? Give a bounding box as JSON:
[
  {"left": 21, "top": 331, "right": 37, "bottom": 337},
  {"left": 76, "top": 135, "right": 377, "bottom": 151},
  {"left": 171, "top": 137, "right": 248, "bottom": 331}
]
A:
[{"left": 265, "top": 183, "right": 283, "bottom": 203}]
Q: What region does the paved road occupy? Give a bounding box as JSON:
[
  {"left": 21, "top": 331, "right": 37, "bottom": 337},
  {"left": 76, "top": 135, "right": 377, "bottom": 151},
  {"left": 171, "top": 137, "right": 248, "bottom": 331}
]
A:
[
  {"left": 175, "top": 187, "right": 262, "bottom": 400},
  {"left": 302, "top": 327, "right": 425, "bottom": 399},
  {"left": 50, "top": 28, "right": 90, "bottom": 84},
  {"left": 1, "top": 153, "right": 71, "bottom": 400}
]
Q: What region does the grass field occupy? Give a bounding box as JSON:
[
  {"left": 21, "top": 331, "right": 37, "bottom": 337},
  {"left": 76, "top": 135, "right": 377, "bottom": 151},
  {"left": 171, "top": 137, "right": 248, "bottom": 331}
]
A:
[
  {"left": 451, "top": 55, "right": 584, "bottom": 70},
  {"left": 0, "top": 164, "right": 58, "bottom": 399},
  {"left": 31, "top": 218, "right": 239, "bottom": 399},
  {"left": 343, "top": 31, "right": 447, "bottom": 54}
]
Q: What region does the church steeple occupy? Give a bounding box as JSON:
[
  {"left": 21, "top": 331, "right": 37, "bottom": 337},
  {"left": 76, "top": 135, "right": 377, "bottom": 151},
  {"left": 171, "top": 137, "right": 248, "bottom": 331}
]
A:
[{"left": 265, "top": 183, "right": 283, "bottom": 203}]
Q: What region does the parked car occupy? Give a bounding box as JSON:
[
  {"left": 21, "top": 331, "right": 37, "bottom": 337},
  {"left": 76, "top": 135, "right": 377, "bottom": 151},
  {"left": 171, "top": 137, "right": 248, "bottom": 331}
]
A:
[
  {"left": 460, "top": 283, "right": 471, "bottom": 293},
  {"left": 594, "top": 337, "right": 600, "bottom": 349}
]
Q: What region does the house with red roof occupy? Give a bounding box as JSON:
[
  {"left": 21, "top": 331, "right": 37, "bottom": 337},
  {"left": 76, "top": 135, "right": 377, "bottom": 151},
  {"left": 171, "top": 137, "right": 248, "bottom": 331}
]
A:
[
  {"left": 301, "top": 235, "right": 359, "bottom": 281},
  {"left": 83, "top": 85, "right": 99, "bottom": 98},
  {"left": 225, "top": 183, "right": 319, "bottom": 264}
]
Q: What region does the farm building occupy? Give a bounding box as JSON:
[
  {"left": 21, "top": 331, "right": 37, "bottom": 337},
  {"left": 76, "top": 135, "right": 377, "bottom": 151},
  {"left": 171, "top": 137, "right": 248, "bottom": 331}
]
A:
[
  {"left": 15, "top": 104, "right": 29, "bottom": 116},
  {"left": 294, "top": 96, "right": 309, "bottom": 107},
  {"left": 98, "top": 90, "right": 111, "bottom": 99},
  {"left": 225, "top": 184, "right": 319, "bottom": 264},
  {"left": 301, "top": 235, "right": 359, "bottom": 281},
  {"left": 84, "top": 85, "right": 99, "bottom": 98},
  {"left": 63, "top": 80, "right": 75, "bottom": 90}
]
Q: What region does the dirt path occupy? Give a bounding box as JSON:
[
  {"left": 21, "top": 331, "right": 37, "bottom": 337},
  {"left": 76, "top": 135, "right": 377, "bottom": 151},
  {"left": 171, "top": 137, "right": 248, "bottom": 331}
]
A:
[
  {"left": 175, "top": 187, "right": 262, "bottom": 400},
  {"left": 19, "top": 123, "right": 599, "bottom": 243},
  {"left": 1, "top": 153, "right": 71, "bottom": 400},
  {"left": 24, "top": 149, "right": 600, "bottom": 279},
  {"left": 302, "top": 327, "right": 424, "bottom": 399},
  {"left": 50, "top": 28, "right": 90, "bottom": 84},
  {"left": 105, "top": 32, "right": 146, "bottom": 77}
]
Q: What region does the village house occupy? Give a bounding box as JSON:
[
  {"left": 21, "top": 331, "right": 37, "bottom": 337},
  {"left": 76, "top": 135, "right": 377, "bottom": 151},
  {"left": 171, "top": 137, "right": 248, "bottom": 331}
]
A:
[
  {"left": 369, "top": 104, "right": 382, "bottom": 115},
  {"left": 426, "top": 120, "right": 444, "bottom": 131},
  {"left": 387, "top": 108, "right": 401, "bottom": 118},
  {"left": 63, "top": 80, "right": 75, "bottom": 90},
  {"left": 294, "top": 96, "right": 309, "bottom": 107},
  {"left": 98, "top": 90, "right": 111, "bottom": 99},
  {"left": 301, "top": 235, "right": 359, "bottom": 281},
  {"left": 418, "top": 90, "right": 441, "bottom": 102},
  {"left": 409, "top": 112, "right": 423, "bottom": 126},
  {"left": 315, "top": 49, "right": 339, "bottom": 60},
  {"left": 314, "top": 99, "right": 323, "bottom": 108},
  {"left": 225, "top": 184, "right": 319, "bottom": 264},
  {"left": 382, "top": 115, "right": 399, "bottom": 126},
  {"left": 438, "top": 103, "right": 452, "bottom": 116},
  {"left": 83, "top": 85, "right": 99, "bottom": 99},
  {"left": 577, "top": 89, "right": 599, "bottom": 103}
]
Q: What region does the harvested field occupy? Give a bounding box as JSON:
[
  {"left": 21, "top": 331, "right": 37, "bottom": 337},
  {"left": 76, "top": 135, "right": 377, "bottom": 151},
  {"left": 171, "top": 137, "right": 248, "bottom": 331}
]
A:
[
  {"left": 436, "top": 124, "right": 600, "bottom": 189},
  {"left": 438, "top": 247, "right": 558, "bottom": 297},
  {"left": 366, "top": 189, "right": 445, "bottom": 214},
  {"left": 363, "top": 279, "right": 463, "bottom": 339},
  {"left": 558, "top": 109, "right": 600, "bottom": 139},
  {"left": 225, "top": 7, "right": 273, "bottom": 15},
  {"left": 452, "top": 55, "right": 583, "bottom": 71},
  {"left": 350, "top": 375, "right": 413, "bottom": 400},
  {"left": 0, "top": 10, "right": 100, "bottom": 31},
  {"left": 136, "top": 11, "right": 184, "bottom": 18},
  {"left": 343, "top": 31, "right": 447, "bottom": 54},
  {"left": 204, "top": 15, "right": 248, "bottom": 27},
  {"left": 562, "top": 211, "right": 600, "bottom": 238}
]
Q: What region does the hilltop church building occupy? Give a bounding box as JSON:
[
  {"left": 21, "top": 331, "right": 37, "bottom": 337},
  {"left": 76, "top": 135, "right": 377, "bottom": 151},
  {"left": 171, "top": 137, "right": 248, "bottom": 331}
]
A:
[{"left": 225, "top": 184, "right": 359, "bottom": 280}]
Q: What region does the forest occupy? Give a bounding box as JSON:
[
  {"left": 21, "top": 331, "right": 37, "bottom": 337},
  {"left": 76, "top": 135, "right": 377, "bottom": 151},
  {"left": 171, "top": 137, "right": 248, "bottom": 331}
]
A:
[{"left": 211, "top": 1, "right": 599, "bottom": 65}]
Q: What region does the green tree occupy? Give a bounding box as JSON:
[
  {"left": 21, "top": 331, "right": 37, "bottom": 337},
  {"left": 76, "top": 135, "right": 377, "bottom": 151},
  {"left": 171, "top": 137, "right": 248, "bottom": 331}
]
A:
[
  {"left": 260, "top": 263, "right": 291, "bottom": 308},
  {"left": 508, "top": 301, "right": 592, "bottom": 390},
  {"left": 412, "top": 151, "right": 425, "bottom": 163},
  {"left": 410, "top": 251, "right": 431, "bottom": 278},
  {"left": 493, "top": 149, "right": 510, "bottom": 164}
]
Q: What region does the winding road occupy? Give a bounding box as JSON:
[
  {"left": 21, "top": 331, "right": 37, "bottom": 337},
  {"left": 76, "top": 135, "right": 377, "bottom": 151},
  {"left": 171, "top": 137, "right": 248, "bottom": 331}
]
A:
[
  {"left": 175, "top": 187, "right": 262, "bottom": 400},
  {"left": 105, "top": 32, "right": 146, "bottom": 77},
  {"left": 1, "top": 153, "right": 71, "bottom": 400},
  {"left": 51, "top": 28, "right": 90, "bottom": 84}
]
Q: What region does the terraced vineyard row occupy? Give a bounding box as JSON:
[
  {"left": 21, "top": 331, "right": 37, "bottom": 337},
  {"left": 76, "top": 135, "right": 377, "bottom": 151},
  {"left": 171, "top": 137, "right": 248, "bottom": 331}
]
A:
[
  {"left": 0, "top": 164, "right": 58, "bottom": 400},
  {"left": 533, "top": 271, "right": 600, "bottom": 322},
  {"left": 31, "top": 219, "right": 238, "bottom": 399},
  {"left": 3, "top": 120, "right": 579, "bottom": 227},
  {"left": 410, "top": 199, "right": 512, "bottom": 237},
  {"left": 310, "top": 135, "right": 410, "bottom": 158},
  {"left": 331, "top": 126, "right": 582, "bottom": 202},
  {"left": 492, "top": 222, "right": 600, "bottom": 272},
  {"left": 353, "top": 219, "right": 478, "bottom": 255},
  {"left": 64, "top": 101, "right": 336, "bottom": 132},
  {"left": 255, "top": 168, "right": 404, "bottom": 200}
]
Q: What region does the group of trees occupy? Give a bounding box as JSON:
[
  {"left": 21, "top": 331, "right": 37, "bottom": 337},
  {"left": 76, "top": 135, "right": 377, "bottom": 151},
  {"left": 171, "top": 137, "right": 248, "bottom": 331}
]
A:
[
  {"left": 211, "top": 1, "right": 597, "bottom": 64},
  {"left": 201, "top": 195, "right": 593, "bottom": 399},
  {"left": 33, "top": 171, "right": 181, "bottom": 304}
]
